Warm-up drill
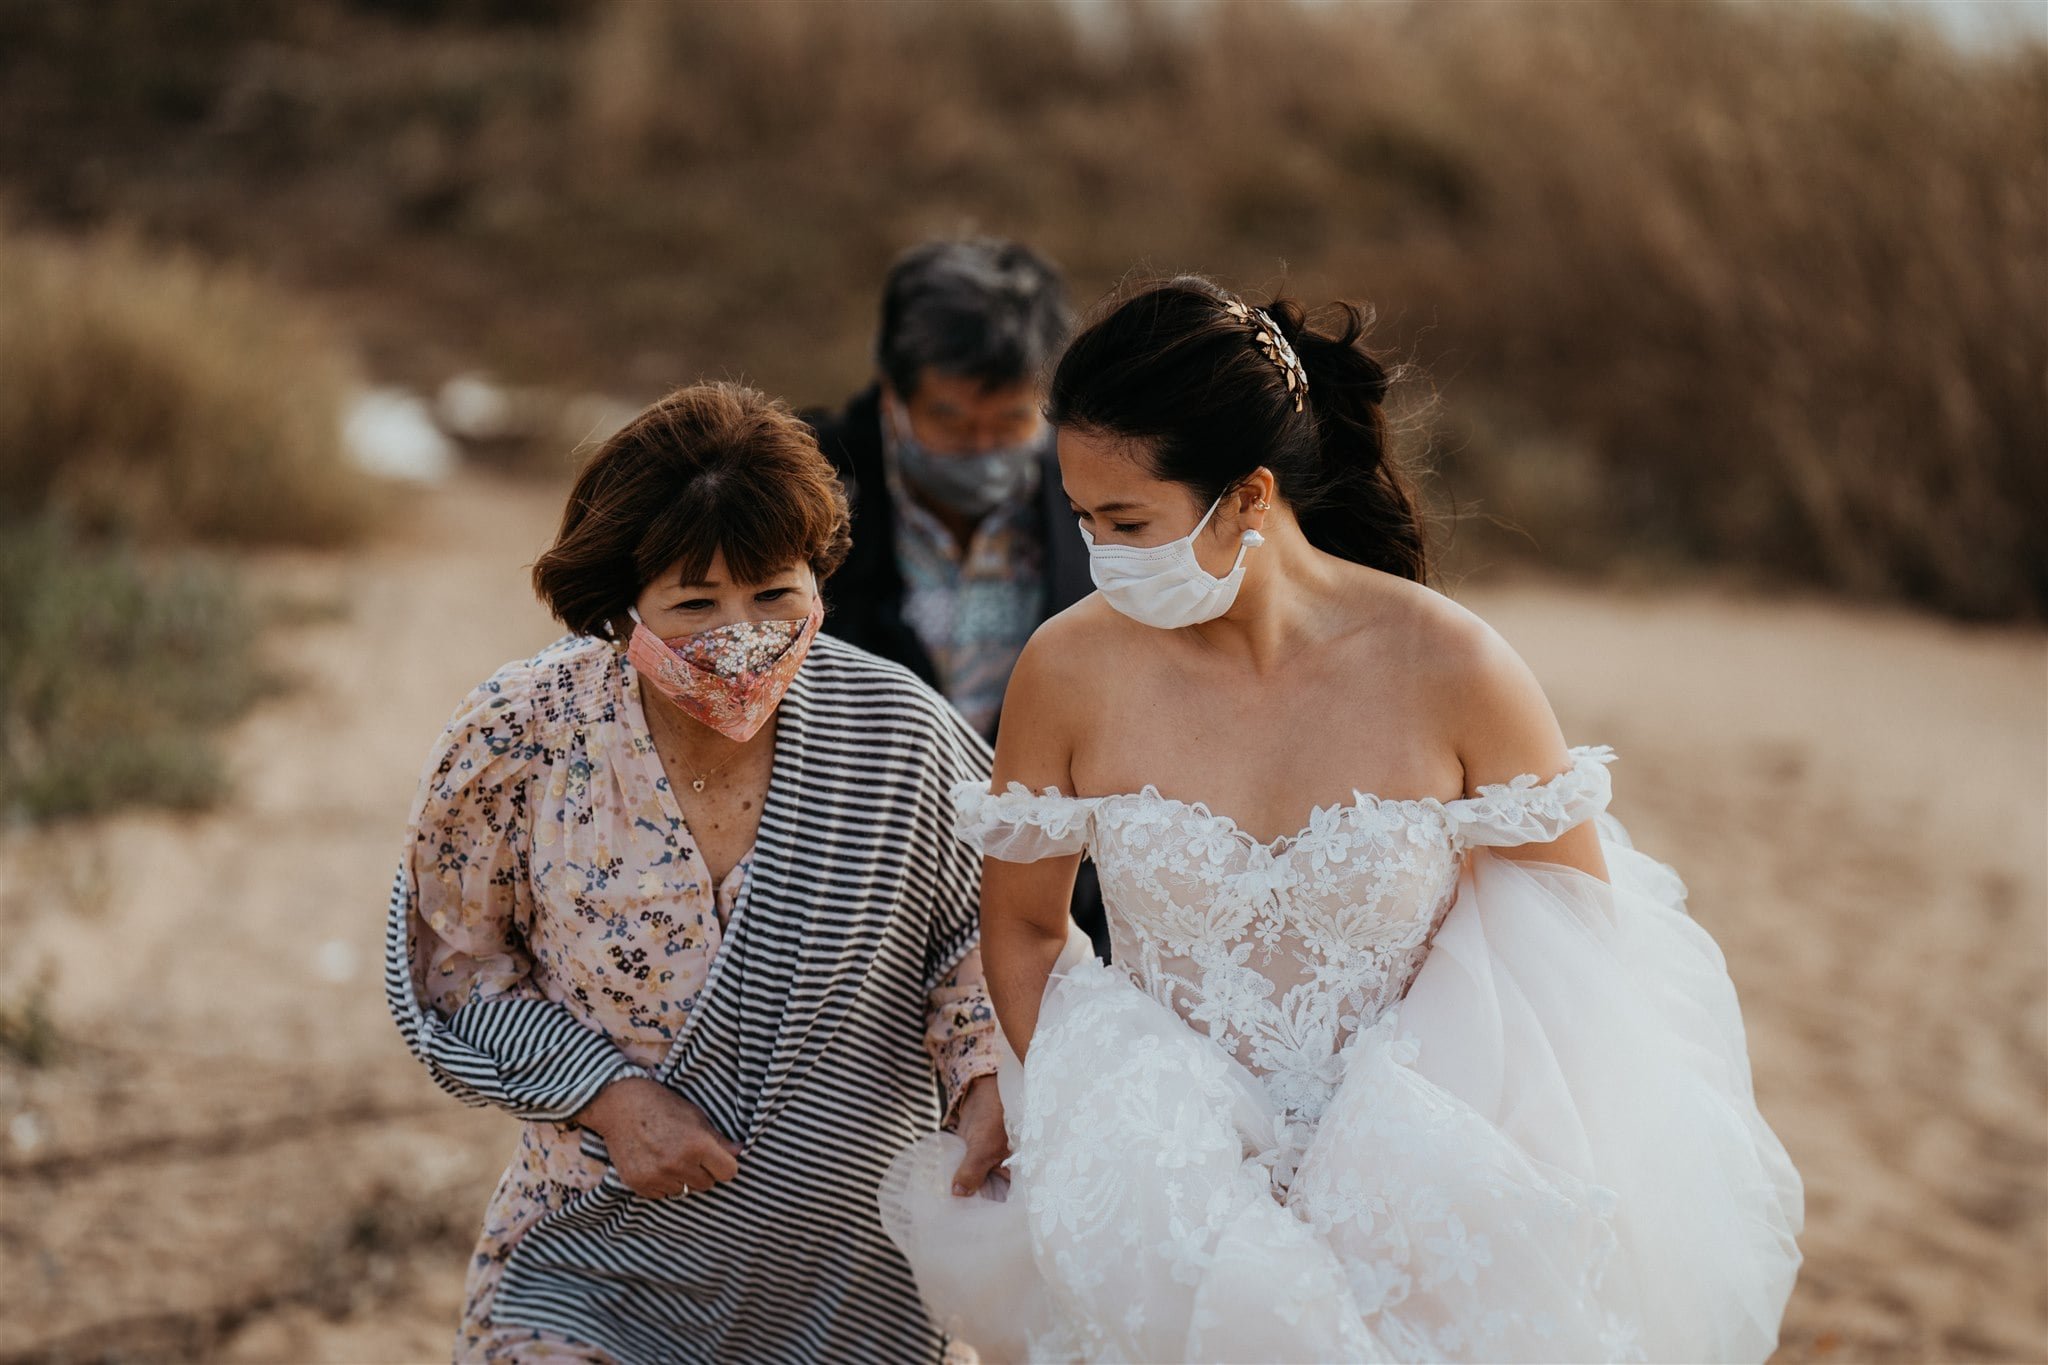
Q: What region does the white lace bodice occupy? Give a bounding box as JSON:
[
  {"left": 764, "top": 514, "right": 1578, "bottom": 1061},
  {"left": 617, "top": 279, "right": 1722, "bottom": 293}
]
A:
[{"left": 954, "top": 747, "right": 1617, "bottom": 1136}]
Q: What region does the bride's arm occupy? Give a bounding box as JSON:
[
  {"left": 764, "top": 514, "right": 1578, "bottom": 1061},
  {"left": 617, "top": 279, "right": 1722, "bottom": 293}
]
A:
[
  {"left": 981, "top": 627, "right": 1088, "bottom": 1060},
  {"left": 1441, "top": 609, "right": 1610, "bottom": 880}
]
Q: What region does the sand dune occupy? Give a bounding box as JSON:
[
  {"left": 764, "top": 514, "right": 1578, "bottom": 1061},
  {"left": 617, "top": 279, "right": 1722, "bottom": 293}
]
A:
[{"left": 1, "top": 474, "right": 2041, "bottom": 1362}]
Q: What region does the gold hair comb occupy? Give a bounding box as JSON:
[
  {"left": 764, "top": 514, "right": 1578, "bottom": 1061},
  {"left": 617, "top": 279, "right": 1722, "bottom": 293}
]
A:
[{"left": 1222, "top": 298, "right": 1308, "bottom": 412}]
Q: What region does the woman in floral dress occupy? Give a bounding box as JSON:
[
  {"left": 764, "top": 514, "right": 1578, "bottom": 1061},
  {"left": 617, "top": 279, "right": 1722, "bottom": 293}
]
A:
[{"left": 386, "top": 382, "right": 1006, "bottom": 1364}]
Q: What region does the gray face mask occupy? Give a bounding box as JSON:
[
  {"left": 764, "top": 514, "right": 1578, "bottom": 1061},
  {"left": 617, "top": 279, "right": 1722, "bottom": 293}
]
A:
[{"left": 887, "top": 400, "right": 1044, "bottom": 520}]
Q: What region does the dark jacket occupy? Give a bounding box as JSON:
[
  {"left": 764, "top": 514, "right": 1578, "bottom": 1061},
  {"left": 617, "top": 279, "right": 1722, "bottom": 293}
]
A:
[{"left": 804, "top": 383, "right": 1109, "bottom": 960}]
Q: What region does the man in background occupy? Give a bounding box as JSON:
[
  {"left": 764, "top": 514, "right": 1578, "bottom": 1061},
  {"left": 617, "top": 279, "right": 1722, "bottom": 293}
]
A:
[{"left": 806, "top": 237, "right": 1107, "bottom": 959}]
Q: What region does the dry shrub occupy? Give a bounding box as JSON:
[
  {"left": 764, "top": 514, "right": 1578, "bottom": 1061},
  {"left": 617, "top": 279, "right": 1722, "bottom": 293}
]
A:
[
  {"left": 0, "top": 221, "right": 357, "bottom": 822},
  {"left": 0, "top": 520, "right": 273, "bottom": 821},
  {"left": 0, "top": 0, "right": 2038, "bottom": 615},
  {"left": 0, "top": 972, "right": 60, "bottom": 1068},
  {"left": 547, "top": 0, "right": 2045, "bottom": 615},
  {"left": 1382, "top": 2, "right": 2048, "bottom": 618},
  {"left": 0, "top": 224, "right": 378, "bottom": 545}
]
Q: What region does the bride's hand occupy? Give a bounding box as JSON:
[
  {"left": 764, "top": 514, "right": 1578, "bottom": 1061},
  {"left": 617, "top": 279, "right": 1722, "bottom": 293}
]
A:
[{"left": 948, "top": 1074, "right": 1010, "bottom": 1196}]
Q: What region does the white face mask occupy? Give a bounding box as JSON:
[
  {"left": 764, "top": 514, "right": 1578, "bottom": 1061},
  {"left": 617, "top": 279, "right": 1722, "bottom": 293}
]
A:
[{"left": 1079, "top": 496, "right": 1265, "bottom": 629}]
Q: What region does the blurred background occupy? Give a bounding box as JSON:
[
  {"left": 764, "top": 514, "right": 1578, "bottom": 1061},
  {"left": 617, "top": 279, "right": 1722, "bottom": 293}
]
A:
[{"left": 0, "top": 0, "right": 2041, "bottom": 1360}]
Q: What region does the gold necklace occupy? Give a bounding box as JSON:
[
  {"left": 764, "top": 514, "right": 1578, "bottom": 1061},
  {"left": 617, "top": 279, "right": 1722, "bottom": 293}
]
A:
[
  {"left": 676, "top": 745, "right": 743, "bottom": 794},
  {"left": 647, "top": 697, "right": 744, "bottom": 793}
]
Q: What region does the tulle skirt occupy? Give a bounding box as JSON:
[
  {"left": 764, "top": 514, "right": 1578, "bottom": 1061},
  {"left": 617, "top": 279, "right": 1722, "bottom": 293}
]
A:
[{"left": 880, "top": 827, "right": 1803, "bottom": 1363}]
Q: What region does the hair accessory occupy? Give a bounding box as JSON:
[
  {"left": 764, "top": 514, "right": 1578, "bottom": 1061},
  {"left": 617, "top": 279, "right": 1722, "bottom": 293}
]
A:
[{"left": 1222, "top": 298, "right": 1309, "bottom": 411}]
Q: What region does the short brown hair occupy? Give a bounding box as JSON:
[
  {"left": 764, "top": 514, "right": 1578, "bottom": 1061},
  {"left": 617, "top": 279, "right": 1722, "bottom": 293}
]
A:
[{"left": 532, "top": 382, "right": 852, "bottom": 638}]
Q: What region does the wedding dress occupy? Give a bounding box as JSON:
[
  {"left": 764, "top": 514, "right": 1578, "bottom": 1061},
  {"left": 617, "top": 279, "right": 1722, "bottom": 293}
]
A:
[{"left": 880, "top": 747, "right": 1802, "bottom": 1363}]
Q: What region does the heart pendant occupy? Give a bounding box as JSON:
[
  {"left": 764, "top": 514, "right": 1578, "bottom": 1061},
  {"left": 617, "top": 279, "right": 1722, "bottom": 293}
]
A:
[{"left": 691, "top": 779, "right": 706, "bottom": 793}]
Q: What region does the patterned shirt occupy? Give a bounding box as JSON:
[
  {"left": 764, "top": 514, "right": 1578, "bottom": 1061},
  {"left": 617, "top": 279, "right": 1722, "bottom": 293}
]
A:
[
  {"left": 884, "top": 444, "right": 1046, "bottom": 738},
  {"left": 399, "top": 637, "right": 999, "bottom": 1361}
]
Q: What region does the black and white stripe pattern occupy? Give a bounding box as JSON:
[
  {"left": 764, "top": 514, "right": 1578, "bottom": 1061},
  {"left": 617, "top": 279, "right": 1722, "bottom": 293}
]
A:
[{"left": 385, "top": 635, "right": 990, "bottom": 1363}]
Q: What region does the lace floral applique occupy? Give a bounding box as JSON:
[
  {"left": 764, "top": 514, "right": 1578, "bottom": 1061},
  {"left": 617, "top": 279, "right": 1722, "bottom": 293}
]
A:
[
  {"left": 1441, "top": 746, "right": 1617, "bottom": 849},
  {"left": 953, "top": 748, "right": 1619, "bottom": 1139},
  {"left": 951, "top": 780, "right": 1097, "bottom": 860}
]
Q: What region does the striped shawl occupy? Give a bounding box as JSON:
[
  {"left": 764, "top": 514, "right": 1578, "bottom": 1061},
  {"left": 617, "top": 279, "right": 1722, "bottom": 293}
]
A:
[{"left": 384, "top": 635, "right": 990, "bottom": 1363}]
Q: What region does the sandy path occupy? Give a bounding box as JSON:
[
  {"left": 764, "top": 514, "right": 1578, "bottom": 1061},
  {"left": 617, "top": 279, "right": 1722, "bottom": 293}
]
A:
[
  {"left": 0, "top": 476, "right": 565, "bottom": 1363},
  {"left": 1478, "top": 583, "right": 2048, "bottom": 1362},
  {"left": 1, "top": 474, "right": 2041, "bottom": 1363}
]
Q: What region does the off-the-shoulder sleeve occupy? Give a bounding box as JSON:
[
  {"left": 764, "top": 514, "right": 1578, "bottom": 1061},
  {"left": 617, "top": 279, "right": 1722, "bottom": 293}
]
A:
[
  {"left": 1442, "top": 745, "right": 1618, "bottom": 850},
  {"left": 383, "top": 667, "right": 644, "bottom": 1122},
  {"left": 951, "top": 781, "right": 1100, "bottom": 863}
]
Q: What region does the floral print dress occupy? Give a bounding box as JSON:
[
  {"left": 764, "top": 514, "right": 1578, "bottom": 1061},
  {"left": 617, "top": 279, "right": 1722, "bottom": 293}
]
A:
[{"left": 400, "top": 636, "right": 1000, "bottom": 1363}]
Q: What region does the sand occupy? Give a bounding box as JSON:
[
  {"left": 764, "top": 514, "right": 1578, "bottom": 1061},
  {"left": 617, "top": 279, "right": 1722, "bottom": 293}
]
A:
[{"left": 1, "top": 473, "right": 2041, "bottom": 1362}]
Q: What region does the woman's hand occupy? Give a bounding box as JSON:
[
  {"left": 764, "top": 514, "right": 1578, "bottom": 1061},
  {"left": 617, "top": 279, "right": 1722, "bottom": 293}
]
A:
[
  {"left": 576, "top": 1077, "right": 742, "bottom": 1199},
  {"left": 948, "top": 1073, "right": 1010, "bottom": 1196}
]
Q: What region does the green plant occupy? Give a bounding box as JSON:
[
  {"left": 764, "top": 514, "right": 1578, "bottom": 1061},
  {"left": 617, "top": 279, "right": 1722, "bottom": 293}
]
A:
[
  {"left": 0, "top": 973, "right": 60, "bottom": 1068},
  {"left": 0, "top": 520, "right": 272, "bottom": 822}
]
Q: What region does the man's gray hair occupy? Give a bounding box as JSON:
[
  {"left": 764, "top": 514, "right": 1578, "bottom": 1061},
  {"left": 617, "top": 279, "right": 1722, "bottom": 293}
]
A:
[{"left": 875, "top": 238, "right": 1070, "bottom": 399}]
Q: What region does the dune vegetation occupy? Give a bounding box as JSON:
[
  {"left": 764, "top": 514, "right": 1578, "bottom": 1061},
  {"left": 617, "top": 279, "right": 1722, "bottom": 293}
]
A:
[
  {"left": 0, "top": 222, "right": 373, "bottom": 820},
  {"left": 4, "top": 0, "right": 2035, "bottom": 616}
]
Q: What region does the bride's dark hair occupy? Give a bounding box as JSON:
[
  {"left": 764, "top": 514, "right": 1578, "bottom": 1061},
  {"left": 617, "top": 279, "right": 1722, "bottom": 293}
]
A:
[{"left": 1045, "top": 275, "right": 1428, "bottom": 582}]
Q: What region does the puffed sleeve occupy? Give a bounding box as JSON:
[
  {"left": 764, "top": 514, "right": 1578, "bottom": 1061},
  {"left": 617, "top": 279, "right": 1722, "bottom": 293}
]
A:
[
  {"left": 383, "top": 665, "right": 645, "bottom": 1122},
  {"left": 1442, "top": 745, "right": 1618, "bottom": 850},
  {"left": 950, "top": 781, "right": 1100, "bottom": 862}
]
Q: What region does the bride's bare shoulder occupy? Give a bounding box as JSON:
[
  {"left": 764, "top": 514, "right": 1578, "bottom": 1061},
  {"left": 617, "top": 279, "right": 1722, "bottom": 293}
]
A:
[
  {"left": 1336, "top": 568, "right": 1493, "bottom": 655},
  {"left": 1375, "top": 581, "right": 1576, "bottom": 784},
  {"left": 988, "top": 597, "right": 1136, "bottom": 784},
  {"left": 1344, "top": 574, "right": 1542, "bottom": 710},
  {"left": 1417, "top": 585, "right": 1522, "bottom": 675},
  {"left": 1002, "top": 595, "right": 1132, "bottom": 714},
  {"left": 1025, "top": 594, "right": 1140, "bottom": 668}
]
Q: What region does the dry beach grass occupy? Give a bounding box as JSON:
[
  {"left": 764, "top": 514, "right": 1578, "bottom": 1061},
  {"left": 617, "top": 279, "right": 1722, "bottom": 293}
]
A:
[{"left": 0, "top": 0, "right": 2040, "bottom": 615}]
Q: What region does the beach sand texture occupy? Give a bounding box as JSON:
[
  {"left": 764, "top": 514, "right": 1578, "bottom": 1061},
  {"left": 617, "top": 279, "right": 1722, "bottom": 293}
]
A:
[{"left": 1, "top": 475, "right": 2041, "bottom": 1363}]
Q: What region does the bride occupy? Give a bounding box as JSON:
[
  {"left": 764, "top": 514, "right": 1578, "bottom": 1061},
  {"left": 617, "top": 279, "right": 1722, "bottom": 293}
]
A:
[{"left": 879, "top": 277, "right": 1803, "bottom": 1363}]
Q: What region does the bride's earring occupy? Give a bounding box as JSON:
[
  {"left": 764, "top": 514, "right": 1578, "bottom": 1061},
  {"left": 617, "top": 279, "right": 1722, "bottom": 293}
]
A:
[{"left": 1244, "top": 496, "right": 1271, "bottom": 547}]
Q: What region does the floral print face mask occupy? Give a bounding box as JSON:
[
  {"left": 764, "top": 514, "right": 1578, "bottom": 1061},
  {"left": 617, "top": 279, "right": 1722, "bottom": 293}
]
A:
[{"left": 625, "top": 595, "right": 824, "bottom": 743}]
